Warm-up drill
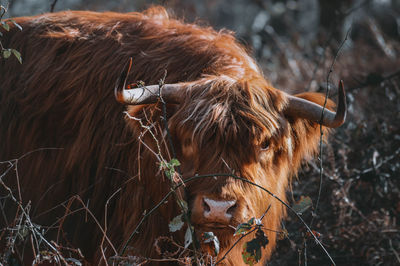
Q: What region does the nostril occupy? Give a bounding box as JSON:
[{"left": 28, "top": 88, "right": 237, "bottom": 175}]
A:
[
  {"left": 226, "top": 202, "right": 237, "bottom": 215},
  {"left": 202, "top": 197, "right": 237, "bottom": 221},
  {"left": 202, "top": 198, "right": 211, "bottom": 212}
]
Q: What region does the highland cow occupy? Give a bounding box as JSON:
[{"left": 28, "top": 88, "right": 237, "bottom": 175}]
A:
[{"left": 0, "top": 6, "right": 345, "bottom": 265}]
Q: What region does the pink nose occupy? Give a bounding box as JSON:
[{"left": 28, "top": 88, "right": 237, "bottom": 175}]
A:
[{"left": 202, "top": 197, "right": 237, "bottom": 223}]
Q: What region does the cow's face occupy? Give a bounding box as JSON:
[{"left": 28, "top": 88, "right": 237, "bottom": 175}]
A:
[
  {"left": 120, "top": 71, "right": 345, "bottom": 260},
  {"left": 167, "top": 78, "right": 293, "bottom": 252}
]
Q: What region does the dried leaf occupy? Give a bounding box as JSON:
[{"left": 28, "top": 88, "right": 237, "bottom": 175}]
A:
[
  {"left": 241, "top": 243, "right": 257, "bottom": 266},
  {"left": 278, "top": 228, "right": 289, "bottom": 240},
  {"left": 242, "top": 240, "right": 261, "bottom": 265},
  {"left": 305, "top": 230, "right": 322, "bottom": 242},
  {"left": 184, "top": 226, "right": 193, "bottom": 249},
  {"left": 168, "top": 214, "right": 184, "bottom": 232},
  {"left": 255, "top": 229, "right": 269, "bottom": 248},
  {"left": 292, "top": 196, "right": 312, "bottom": 214},
  {"left": 241, "top": 229, "right": 269, "bottom": 265},
  {"left": 202, "top": 231, "right": 220, "bottom": 255},
  {"left": 65, "top": 258, "right": 82, "bottom": 266}
]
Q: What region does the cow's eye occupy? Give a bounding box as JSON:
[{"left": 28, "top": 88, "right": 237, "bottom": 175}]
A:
[{"left": 260, "top": 140, "right": 270, "bottom": 151}]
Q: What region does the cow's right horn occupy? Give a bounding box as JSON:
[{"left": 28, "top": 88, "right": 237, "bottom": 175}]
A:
[
  {"left": 115, "top": 58, "right": 184, "bottom": 105},
  {"left": 284, "top": 80, "right": 347, "bottom": 128}
]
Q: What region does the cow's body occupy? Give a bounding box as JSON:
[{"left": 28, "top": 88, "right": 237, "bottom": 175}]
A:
[{"left": 0, "top": 7, "right": 341, "bottom": 265}]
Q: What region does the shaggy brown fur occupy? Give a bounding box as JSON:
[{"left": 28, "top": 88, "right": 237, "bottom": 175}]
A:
[{"left": 0, "top": 6, "right": 335, "bottom": 265}]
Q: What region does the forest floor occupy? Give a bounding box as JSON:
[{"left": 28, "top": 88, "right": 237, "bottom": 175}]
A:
[{"left": 269, "top": 32, "right": 400, "bottom": 266}]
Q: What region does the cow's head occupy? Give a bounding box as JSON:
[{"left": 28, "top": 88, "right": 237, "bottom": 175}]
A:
[{"left": 115, "top": 58, "right": 346, "bottom": 261}]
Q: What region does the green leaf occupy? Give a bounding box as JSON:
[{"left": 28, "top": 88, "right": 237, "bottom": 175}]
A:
[
  {"left": 234, "top": 223, "right": 252, "bottom": 236},
  {"left": 170, "top": 158, "right": 180, "bottom": 167},
  {"left": 10, "top": 20, "right": 23, "bottom": 31},
  {"left": 159, "top": 160, "right": 167, "bottom": 169},
  {"left": 292, "top": 196, "right": 313, "bottom": 214},
  {"left": 202, "top": 231, "right": 220, "bottom": 255},
  {"left": 165, "top": 169, "right": 173, "bottom": 179},
  {"left": 2, "top": 49, "right": 11, "bottom": 59},
  {"left": 247, "top": 217, "right": 255, "bottom": 225},
  {"left": 11, "top": 49, "right": 22, "bottom": 64},
  {"left": 168, "top": 214, "right": 184, "bottom": 232},
  {"left": 161, "top": 159, "right": 180, "bottom": 180},
  {"left": 1, "top": 21, "right": 10, "bottom": 31},
  {"left": 234, "top": 217, "right": 255, "bottom": 236}
]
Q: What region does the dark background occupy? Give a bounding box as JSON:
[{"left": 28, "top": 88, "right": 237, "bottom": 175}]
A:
[{"left": 5, "top": 0, "right": 400, "bottom": 265}]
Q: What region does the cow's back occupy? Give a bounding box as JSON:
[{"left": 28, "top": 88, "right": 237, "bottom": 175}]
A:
[
  {"left": 0, "top": 10, "right": 185, "bottom": 262},
  {"left": 0, "top": 11, "right": 136, "bottom": 261}
]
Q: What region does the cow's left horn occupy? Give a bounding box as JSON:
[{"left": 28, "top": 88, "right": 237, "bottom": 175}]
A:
[
  {"left": 284, "top": 80, "right": 347, "bottom": 128},
  {"left": 115, "top": 58, "right": 184, "bottom": 105}
]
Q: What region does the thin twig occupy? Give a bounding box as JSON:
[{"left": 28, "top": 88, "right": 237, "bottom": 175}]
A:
[
  {"left": 302, "top": 25, "right": 350, "bottom": 266},
  {"left": 100, "top": 188, "right": 122, "bottom": 266},
  {"left": 389, "top": 239, "right": 400, "bottom": 263},
  {"left": 50, "top": 0, "right": 58, "bottom": 12},
  {"left": 215, "top": 228, "right": 258, "bottom": 265},
  {"left": 312, "top": 27, "right": 351, "bottom": 227},
  {"left": 123, "top": 70, "right": 198, "bottom": 262},
  {"left": 259, "top": 204, "right": 271, "bottom": 221},
  {"left": 120, "top": 186, "right": 173, "bottom": 255},
  {"left": 216, "top": 204, "right": 272, "bottom": 265},
  {"left": 158, "top": 74, "right": 199, "bottom": 263}
]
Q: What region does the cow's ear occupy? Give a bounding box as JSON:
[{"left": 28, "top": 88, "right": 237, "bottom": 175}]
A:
[
  {"left": 126, "top": 102, "right": 180, "bottom": 119},
  {"left": 282, "top": 92, "right": 338, "bottom": 172}
]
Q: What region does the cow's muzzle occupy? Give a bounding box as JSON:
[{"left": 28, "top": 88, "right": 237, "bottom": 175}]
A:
[{"left": 191, "top": 195, "right": 243, "bottom": 228}]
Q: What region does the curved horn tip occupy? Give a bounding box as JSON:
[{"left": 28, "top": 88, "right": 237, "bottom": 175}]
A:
[
  {"left": 332, "top": 79, "right": 347, "bottom": 127},
  {"left": 115, "top": 58, "right": 133, "bottom": 103},
  {"left": 284, "top": 80, "right": 347, "bottom": 128}
]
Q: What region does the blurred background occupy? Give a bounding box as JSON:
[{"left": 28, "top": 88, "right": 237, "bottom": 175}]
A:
[{"left": 4, "top": 0, "right": 400, "bottom": 265}]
